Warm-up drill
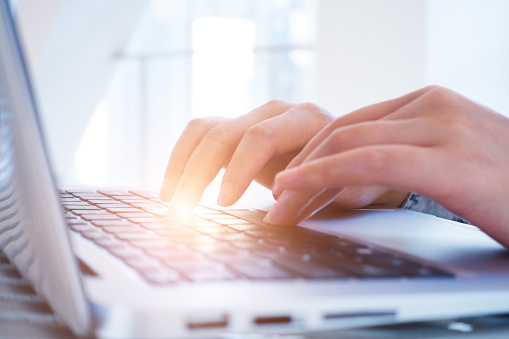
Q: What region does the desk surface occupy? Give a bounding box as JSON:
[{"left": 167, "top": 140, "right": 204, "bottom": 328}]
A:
[{"left": 2, "top": 250, "right": 509, "bottom": 339}]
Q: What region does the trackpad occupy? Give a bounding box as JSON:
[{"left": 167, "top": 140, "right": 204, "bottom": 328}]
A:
[{"left": 307, "top": 209, "right": 509, "bottom": 275}]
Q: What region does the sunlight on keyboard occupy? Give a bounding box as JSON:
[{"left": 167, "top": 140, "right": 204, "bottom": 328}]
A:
[
  {"left": 166, "top": 203, "right": 194, "bottom": 224},
  {"left": 60, "top": 189, "right": 454, "bottom": 285}
]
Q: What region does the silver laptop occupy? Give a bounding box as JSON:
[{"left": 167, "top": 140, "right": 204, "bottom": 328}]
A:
[{"left": 2, "top": 1, "right": 509, "bottom": 338}]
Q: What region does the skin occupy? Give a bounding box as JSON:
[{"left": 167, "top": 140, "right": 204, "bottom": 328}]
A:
[{"left": 161, "top": 86, "right": 509, "bottom": 249}]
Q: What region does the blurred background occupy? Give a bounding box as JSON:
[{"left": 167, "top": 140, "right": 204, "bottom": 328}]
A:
[{"left": 11, "top": 0, "right": 509, "bottom": 189}]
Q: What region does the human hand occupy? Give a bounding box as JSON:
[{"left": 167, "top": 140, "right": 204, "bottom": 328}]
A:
[
  {"left": 160, "top": 100, "right": 334, "bottom": 215},
  {"left": 268, "top": 86, "right": 509, "bottom": 248}
]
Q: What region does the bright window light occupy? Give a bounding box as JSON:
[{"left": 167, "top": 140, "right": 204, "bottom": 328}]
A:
[
  {"left": 192, "top": 17, "right": 255, "bottom": 118},
  {"left": 75, "top": 103, "right": 108, "bottom": 185}
]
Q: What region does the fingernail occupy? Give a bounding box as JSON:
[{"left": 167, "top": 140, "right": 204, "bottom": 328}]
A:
[
  {"left": 276, "top": 168, "right": 298, "bottom": 187},
  {"left": 263, "top": 202, "right": 283, "bottom": 224},
  {"left": 272, "top": 182, "right": 282, "bottom": 198},
  {"left": 217, "top": 182, "right": 234, "bottom": 206}
]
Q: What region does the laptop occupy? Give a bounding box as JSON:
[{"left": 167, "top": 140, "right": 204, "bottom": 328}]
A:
[{"left": 2, "top": 1, "right": 509, "bottom": 338}]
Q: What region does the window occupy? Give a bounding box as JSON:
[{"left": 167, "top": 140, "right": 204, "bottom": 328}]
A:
[{"left": 76, "top": 0, "right": 317, "bottom": 188}]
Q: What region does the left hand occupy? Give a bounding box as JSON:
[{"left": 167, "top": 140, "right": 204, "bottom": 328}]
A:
[{"left": 266, "top": 86, "right": 509, "bottom": 249}]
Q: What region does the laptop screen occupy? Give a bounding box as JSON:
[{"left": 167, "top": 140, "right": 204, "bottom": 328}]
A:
[{"left": 0, "top": 1, "right": 90, "bottom": 335}]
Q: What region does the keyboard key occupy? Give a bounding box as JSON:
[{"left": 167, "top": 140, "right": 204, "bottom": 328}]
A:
[
  {"left": 81, "top": 214, "right": 123, "bottom": 221},
  {"left": 128, "top": 217, "right": 165, "bottom": 224},
  {"left": 74, "top": 194, "right": 111, "bottom": 201},
  {"left": 229, "top": 238, "right": 266, "bottom": 250},
  {"left": 202, "top": 248, "right": 246, "bottom": 261},
  {"left": 194, "top": 220, "right": 222, "bottom": 228},
  {"left": 194, "top": 226, "right": 236, "bottom": 235},
  {"left": 153, "top": 228, "right": 198, "bottom": 237},
  {"left": 228, "top": 261, "right": 291, "bottom": 280},
  {"left": 108, "top": 246, "right": 142, "bottom": 260},
  {"left": 148, "top": 249, "right": 198, "bottom": 262},
  {"left": 94, "top": 237, "right": 124, "bottom": 249},
  {"left": 193, "top": 209, "right": 223, "bottom": 216},
  {"left": 98, "top": 190, "right": 137, "bottom": 197},
  {"left": 105, "top": 207, "right": 143, "bottom": 214},
  {"left": 87, "top": 199, "right": 116, "bottom": 205},
  {"left": 130, "top": 239, "right": 173, "bottom": 250},
  {"left": 209, "top": 233, "right": 251, "bottom": 242},
  {"left": 142, "top": 269, "right": 182, "bottom": 285},
  {"left": 119, "top": 199, "right": 151, "bottom": 204},
  {"left": 71, "top": 210, "right": 107, "bottom": 216},
  {"left": 227, "top": 224, "right": 266, "bottom": 232},
  {"left": 124, "top": 257, "right": 162, "bottom": 273},
  {"left": 91, "top": 220, "right": 136, "bottom": 227},
  {"left": 184, "top": 267, "right": 237, "bottom": 282},
  {"left": 66, "top": 220, "right": 88, "bottom": 226},
  {"left": 60, "top": 198, "right": 83, "bottom": 203},
  {"left": 139, "top": 222, "right": 178, "bottom": 230},
  {"left": 81, "top": 230, "right": 111, "bottom": 241},
  {"left": 65, "top": 206, "right": 100, "bottom": 211},
  {"left": 271, "top": 253, "right": 350, "bottom": 279},
  {"left": 129, "top": 190, "right": 161, "bottom": 199},
  {"left": 114, "top": 232, "right": 162, "bottom": 242},
  {"left": 117, "top": 213, "right": 155, "bottom": 219},
  {"left": 94, "top": 203, "right": 124, "bottom": 208},
  {"left": 102, "top": 225, "right": 145, "bottom": 234},
  {"left": 212, "top": 218, "right": 254, "bottom": 226},
  {"left": 69, "top": 224, "right": 95, "bottom": 233},
  {"left": 141, "top": 207, "right": 169, "bottom": 216}
]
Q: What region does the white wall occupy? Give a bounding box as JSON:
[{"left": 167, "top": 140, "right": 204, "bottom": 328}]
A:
[
  {"left": 425, "top": 0, "right": 509, "bottom": 116},
  {"left": 315, "top": 0, "right": 426, "bottom": 116},
  {"left": 316, "top": 0, "right": 509, "bottom": 118}
]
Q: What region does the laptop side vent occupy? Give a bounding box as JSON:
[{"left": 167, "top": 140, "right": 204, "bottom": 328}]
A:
[{"left": 323, "top": 311, "right": 395, "bottom": 320}]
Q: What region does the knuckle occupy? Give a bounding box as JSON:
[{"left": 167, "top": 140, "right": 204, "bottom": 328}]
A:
[
  {"left": 186, "top": 117, "right": 208, "bottom": 131},
  {"left": 422, "top": 84, "right": 442, "bottom": 93},
  {"left": 244, "top": 124, "right": 275, "bottom": 151},
  {"left": 297, "top": 101, "right": 319, "bottom": 112},
  {"left": 240, "top": 123, "right": 279, "bottom": 156},
  {"left": 264, "top": 99, "right": 287, "bottom": 108},
  {"left": 245, "top": 123, "right": 272, "bottom": 139},
  {"left": 296, "top": 102, "right": 330, "bottom": 120},
  {"left": 425, "top": 86, "right": 459, "bottom": 107},
  {"left": 202, "top": 125, "right": 229, "bottom": 143}
]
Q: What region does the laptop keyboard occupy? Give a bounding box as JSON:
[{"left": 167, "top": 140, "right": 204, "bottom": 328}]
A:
[{"left": 60, "top": 189, "right": 452, "bottom": 284}]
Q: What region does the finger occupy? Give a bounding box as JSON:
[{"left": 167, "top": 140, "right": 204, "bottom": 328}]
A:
[
  {"left": 218, "top": 103, "right": 333, "bottom": 206},
  {"left": 263, "top": 189, "right": 322, "bottom": 225},
  {"left": 302, "top": 119, "right": 440, "bottom": 166},
  {"left": 331, "top": 186, "right": 390, "bottom": 209},
  {"left": 296, "top": 189, "right": 342, "bottom": 221},
  {"left": 167, "top": 119, "right": 251, "bottom": 214},
  {"left": 160, "top": 117, "right": 227, "bottom": 201},
  {"left": 168, "top": 101, "right": 295, "bottom": 213},
  {"left": 264, "top": 188, "right": 339, "bottom": 225},
  {"left": 275, "top": 145, "right": 433, "bottom": 194},
  {"left": 283, "top": 86, "right": 439, "bottom": 173},
  {"left": 272, "top": 118, "right": 437, "bottom": 200}
]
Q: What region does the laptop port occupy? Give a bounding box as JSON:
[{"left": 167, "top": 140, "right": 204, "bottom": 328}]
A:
[
  {"left": 254, "top": 315, "right": 293, "bottom": 325},
  {"left": 187, "top": 314, "right": 228, "bottom": 329}
]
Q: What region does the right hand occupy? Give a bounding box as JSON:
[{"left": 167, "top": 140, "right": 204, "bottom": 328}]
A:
[{"left": 159, "top": 100, "right": 335, "bottom": 215}]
